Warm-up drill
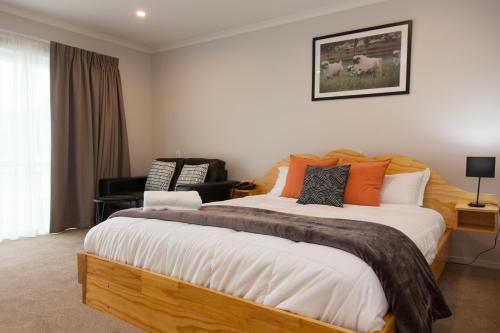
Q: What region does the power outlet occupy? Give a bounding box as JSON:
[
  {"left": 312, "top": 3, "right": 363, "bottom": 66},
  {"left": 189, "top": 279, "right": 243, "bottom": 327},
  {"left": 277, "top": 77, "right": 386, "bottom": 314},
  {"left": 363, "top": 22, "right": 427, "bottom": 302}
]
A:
[{"left": 175, "top": 149, "right": 181, "bottom": 158}]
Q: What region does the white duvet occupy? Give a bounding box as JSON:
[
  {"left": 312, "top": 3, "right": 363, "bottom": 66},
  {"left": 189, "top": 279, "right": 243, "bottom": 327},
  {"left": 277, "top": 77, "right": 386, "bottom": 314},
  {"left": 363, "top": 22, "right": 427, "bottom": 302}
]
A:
[{"left": 84, "top": 195, "right": 446, "bottom": 333}]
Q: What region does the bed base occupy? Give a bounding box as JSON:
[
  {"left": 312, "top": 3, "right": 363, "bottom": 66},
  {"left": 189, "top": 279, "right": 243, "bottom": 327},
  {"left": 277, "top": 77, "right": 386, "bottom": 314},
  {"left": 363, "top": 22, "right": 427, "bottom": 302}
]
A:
[{"left": 77, "top": 229, "right": 451, "bottom": 333}]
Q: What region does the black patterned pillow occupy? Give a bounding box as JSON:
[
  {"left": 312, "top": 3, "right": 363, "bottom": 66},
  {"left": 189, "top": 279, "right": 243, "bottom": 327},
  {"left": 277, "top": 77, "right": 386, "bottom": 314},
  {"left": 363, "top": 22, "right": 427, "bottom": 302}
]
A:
[
  {"left": 175, "top": 164, "right": 209, "bottom": 189},
  {"left": 297, "top": 165, "right": 351, "bottom": 207},
  {"left": 145, "top": 161, "right": 176, "bottom": 191}
]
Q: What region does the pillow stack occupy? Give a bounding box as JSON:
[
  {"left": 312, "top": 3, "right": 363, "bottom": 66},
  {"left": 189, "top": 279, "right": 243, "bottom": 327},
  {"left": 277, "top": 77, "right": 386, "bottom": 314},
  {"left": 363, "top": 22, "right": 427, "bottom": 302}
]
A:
[
  {"left": 380, "top": 168, "right": 430, "bottom": 206},
  {"left": 280, "top": 155, "right": 338, "bottom": 198},
  {"left": 145, "top": 161, "right": 177, "bottom": 191},
  {"left": 175, "top": 164, "right": 209, "bottom": 189},
  {"left": 145, "top": 161, "right": 210, "bottom": 192},
  {"left": 296, "top": 165, "right": 350, "bottom": 207},
  {"left": 269, "top": 155, "right": 431, "bottom": 208},
  {"left": 341, "top": 159, "right": 391, "bottom": 206}
]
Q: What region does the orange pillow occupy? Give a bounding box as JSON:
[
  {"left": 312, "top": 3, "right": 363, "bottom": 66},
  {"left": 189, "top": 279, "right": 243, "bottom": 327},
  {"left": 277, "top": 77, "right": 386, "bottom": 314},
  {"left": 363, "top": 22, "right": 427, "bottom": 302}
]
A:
[
  {"left": 342, "top": 160, "right": 391, "bottom": 206},
  {"left": 281, "top": 155, "right": 339, "bottom": 198}
]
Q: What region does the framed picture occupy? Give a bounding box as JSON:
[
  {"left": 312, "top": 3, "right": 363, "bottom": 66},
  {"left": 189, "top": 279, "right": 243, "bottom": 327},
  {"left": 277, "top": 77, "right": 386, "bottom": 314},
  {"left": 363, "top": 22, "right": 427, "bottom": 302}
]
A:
[{"left": 312, "top": 20, "right": 412, "bottom": 101}]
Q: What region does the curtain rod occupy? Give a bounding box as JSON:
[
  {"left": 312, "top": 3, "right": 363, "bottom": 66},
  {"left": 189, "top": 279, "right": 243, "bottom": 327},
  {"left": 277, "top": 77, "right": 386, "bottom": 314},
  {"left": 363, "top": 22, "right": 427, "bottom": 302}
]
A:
[
  {"left": 0, "top": 27, "right": 119, "bottom": 61},
  {"left": 0, "top": 27, "right": 49, "bottom": 43}
]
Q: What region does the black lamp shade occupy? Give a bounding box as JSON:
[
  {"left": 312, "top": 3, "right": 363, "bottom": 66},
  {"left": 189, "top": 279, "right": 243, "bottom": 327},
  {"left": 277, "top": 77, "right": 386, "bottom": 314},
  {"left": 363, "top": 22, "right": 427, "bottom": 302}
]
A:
[{"left": 466, "top": 157, "right": 495, "bottom": 178}]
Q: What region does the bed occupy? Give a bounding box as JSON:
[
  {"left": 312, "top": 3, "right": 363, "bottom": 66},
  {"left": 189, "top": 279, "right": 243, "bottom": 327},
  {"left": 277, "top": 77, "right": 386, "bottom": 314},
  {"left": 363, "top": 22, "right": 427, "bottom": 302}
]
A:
[{"left": 77, "top": 149, "right": 498, "bottom": 333}]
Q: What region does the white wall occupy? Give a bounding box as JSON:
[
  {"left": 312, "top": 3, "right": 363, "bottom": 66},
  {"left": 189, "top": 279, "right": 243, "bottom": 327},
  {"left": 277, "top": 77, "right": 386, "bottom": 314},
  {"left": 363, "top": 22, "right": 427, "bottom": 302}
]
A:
[
  {"left": 0, "top": 11, "right": 153, "bottom": 176},
  {"left": 151, "top": 0, "right": 500, "bottom": 267}
]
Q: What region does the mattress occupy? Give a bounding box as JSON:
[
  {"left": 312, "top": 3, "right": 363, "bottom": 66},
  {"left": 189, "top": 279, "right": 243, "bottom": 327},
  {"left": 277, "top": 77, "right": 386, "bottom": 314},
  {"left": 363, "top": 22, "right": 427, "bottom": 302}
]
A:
[{"left": 84, "top": 195, "right": 446, "bottom": 333}]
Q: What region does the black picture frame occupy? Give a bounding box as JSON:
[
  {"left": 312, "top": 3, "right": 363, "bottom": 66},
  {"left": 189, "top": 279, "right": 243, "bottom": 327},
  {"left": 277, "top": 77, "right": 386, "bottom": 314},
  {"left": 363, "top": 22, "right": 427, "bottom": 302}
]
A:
[{"left": 312, "top": 20, "right": 412, "bottom": 101}]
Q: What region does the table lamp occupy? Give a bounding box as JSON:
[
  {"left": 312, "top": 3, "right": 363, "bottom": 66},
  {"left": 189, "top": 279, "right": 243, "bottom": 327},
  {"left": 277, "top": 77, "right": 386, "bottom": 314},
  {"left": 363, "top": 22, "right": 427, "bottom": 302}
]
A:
[{"left": 466, "top": 157, "right": 496, "bottom": 207}]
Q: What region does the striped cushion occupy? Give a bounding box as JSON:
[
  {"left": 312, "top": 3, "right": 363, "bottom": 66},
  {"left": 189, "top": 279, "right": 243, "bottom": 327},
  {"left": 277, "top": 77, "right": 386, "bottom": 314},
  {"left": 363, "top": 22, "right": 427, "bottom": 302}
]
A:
[
  {"left": 145, "top": 161, "right": 176, "bottom": 191},
  {"left": 175, "top": 164, "right": 209, "bottom": 189},
  {"left": 297, "top": 165, "right": 351, "bottom": 207}
]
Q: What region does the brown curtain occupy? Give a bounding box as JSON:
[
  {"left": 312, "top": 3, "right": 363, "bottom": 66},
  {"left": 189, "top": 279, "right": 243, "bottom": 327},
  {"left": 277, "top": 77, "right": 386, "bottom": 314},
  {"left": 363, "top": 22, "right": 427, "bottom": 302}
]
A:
[{"left": 50, "top": 42, "right": 130, "bottom": 233}]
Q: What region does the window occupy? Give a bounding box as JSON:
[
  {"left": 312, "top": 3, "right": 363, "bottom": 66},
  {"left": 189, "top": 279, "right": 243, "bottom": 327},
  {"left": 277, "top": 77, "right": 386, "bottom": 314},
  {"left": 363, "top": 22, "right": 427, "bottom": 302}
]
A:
[{"left": 0, "top": 32, "right": 50, "bottom": 241}]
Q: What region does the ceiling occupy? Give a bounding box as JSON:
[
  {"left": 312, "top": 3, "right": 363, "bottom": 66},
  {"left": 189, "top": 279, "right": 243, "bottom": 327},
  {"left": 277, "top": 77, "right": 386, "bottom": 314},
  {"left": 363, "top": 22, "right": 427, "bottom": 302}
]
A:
[{"left": 0, "top": 0, "right": 385, "bottom": 53}]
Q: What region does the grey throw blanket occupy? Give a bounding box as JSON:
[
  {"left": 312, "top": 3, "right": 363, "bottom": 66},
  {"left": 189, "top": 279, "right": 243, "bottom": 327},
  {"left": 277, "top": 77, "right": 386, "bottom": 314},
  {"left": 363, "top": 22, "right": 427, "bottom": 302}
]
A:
[{"left": 110, "top": 205, "right": 451, "bottom": 333}]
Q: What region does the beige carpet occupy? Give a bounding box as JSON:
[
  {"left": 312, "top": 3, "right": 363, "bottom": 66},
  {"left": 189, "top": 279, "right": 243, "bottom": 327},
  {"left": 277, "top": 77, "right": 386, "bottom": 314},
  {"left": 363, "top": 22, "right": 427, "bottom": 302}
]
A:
[
  {"left": 0, "top": 229, "right": 142, "bottom": 333},
  {"left": 434, "top": 263, "right": 500, "bottom": 332},
  {"left": 0, "top": 229, "right": 499, "bottom": 333}
]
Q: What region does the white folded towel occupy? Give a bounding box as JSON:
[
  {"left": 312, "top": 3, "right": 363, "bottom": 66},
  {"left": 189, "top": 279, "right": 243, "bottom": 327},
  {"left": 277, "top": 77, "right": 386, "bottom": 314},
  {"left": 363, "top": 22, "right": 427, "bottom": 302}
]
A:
[{"left": 143, "top": 191, "right": 202, "bottom": 211}]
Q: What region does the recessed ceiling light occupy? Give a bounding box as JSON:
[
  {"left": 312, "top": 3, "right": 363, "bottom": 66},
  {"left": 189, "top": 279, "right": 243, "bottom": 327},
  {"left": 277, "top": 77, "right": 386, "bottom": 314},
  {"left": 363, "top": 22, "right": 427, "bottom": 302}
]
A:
[{"left": 136, "top": 10, "right": 146, "bottom": 18}]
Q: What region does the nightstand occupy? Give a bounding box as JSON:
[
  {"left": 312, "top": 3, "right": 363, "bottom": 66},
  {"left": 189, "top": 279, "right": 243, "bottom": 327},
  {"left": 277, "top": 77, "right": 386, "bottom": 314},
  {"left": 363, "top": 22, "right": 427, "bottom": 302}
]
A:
[
  {"left": 232, "top": 188, "right": 259, "bottom": 199},
  {"left": 455, "top": 203, "right": 499, "bottom": 233}
]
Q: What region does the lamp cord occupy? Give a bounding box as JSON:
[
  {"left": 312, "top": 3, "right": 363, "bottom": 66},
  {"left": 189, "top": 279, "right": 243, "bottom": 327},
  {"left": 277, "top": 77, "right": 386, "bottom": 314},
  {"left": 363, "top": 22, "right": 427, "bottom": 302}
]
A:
[
  {"left": 448, "top": 227, "right": 500, "bottom": 266},
  {"left": 475, "top": 177, "right": 481, "bottom": 206}
]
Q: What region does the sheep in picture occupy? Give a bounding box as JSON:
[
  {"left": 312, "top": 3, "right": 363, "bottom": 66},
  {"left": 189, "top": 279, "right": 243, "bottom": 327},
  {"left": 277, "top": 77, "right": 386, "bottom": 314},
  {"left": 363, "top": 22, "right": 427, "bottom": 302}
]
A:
[
  {"left": 346, "top": 64, "right": 359, "bottom": 77},
  {"left": 392, "top": 50, "right": 401, "bottom": 65},
  {"left": 321, "top": 59, "right": 343, "bottom": 79},
  {"left": 351, "top": 55, "right": 383, "bottom": 76}
]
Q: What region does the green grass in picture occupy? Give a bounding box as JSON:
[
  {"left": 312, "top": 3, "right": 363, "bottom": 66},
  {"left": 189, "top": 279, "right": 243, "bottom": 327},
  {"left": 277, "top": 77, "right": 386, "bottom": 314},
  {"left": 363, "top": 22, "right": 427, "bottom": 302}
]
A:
[{"left": 319, "top": 58, "right": 400, "bottom": 93}]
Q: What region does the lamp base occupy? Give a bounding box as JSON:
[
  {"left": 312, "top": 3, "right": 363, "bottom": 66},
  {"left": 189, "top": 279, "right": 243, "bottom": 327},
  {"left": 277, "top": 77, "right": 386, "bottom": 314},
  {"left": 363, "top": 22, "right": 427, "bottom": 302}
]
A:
[{"left": 468, "top": 202, "right": 486, "bottom": 208}]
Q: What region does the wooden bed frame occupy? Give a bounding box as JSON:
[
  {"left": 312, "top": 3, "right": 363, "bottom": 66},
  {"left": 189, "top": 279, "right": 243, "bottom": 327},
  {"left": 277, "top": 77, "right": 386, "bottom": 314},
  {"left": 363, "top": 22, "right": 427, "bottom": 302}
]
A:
[{"left": 77, "top": 149, "right": 498, "bottom": 333}]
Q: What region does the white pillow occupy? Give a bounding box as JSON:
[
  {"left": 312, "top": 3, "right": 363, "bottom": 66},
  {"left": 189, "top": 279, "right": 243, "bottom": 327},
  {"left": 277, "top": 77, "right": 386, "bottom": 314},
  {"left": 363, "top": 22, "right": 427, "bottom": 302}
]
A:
[
  {"left": 380, "top": 168, "right": 430, "bottom": 206},
  {"left": 417, "top": 168, "right": 431, "bottom": 206},
  {"left": 267, "top": 166, "right": 288, "bottom": 196}
]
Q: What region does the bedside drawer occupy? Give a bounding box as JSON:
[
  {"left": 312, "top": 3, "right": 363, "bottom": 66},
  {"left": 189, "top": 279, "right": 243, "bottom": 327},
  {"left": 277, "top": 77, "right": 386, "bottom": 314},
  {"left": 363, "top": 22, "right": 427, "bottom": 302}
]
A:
[{"left": 455, "top": 203, "right": 499, "bottom": 233}]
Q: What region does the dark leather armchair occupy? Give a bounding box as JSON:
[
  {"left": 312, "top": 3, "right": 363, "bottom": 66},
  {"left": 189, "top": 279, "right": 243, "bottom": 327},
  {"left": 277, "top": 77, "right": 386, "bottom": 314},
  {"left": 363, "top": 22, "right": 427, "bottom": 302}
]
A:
[{"left": 99, "top": 158, "right": 238, "bottom": 204}]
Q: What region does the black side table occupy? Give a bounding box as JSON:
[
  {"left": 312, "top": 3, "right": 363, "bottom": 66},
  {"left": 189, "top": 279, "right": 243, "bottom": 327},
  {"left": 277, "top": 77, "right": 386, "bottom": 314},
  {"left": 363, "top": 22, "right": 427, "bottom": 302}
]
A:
[{"left": 93, "top": 195, "right": 140, "bottom": 224}]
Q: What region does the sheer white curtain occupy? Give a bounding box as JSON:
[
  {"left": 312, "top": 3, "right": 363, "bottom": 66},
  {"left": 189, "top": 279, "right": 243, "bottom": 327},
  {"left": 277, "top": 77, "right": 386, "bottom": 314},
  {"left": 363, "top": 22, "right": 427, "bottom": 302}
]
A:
[{"left": 0, "top": 31, "right": 50, "bottom": 241}]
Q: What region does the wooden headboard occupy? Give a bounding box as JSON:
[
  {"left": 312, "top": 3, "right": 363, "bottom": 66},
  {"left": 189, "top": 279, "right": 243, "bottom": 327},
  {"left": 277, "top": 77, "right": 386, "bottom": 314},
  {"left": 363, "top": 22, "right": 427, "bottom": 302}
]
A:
[{"left": 254, "top": 149, "right": 499, "bottom": 229}]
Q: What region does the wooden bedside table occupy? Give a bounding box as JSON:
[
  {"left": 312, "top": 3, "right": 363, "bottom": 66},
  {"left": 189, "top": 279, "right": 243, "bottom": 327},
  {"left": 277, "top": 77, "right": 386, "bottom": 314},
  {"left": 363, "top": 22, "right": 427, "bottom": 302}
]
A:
[
  {"left": 455, "top": 203, "right": 499, "bottom": 233},
  {"left": 232, "top": 188, "right": 259, "bottom": 199}
]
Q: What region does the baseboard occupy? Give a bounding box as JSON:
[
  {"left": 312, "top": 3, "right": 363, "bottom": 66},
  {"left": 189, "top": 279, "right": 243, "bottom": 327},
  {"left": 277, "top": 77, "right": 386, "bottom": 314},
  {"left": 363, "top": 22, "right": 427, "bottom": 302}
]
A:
[{"left": 448, "top": 255, "right": 500, "bottom": 270}]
